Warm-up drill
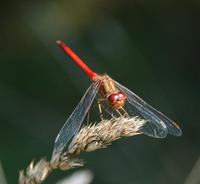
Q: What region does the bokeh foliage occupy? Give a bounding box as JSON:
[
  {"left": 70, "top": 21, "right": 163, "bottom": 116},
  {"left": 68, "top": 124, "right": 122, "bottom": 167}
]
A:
[{"left": 0, "top": 1, "right": 200, "bottom": 183}]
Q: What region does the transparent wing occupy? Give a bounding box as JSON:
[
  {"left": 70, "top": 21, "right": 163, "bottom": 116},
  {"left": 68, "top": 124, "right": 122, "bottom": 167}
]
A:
[
  {"left": 52, "top": 81, "right": 101, "bottom": 158},
  {"left": 114, "top": 80, "right": 182, "bottom": 138}
]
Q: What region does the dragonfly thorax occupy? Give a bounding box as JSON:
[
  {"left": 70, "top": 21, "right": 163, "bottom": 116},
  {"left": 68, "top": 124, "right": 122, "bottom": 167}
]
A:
[{"left": 95, "top": 75, "right": 126, "bottom": 109}]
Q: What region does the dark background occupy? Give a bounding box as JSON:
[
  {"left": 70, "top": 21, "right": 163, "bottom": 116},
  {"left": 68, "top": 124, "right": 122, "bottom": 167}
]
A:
[{"left": 0, "top": 1, "right": 200, "bottom": 183}]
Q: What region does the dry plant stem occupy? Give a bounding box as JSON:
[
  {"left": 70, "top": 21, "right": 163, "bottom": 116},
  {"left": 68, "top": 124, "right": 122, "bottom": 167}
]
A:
[
  {"left": 19, "top": 117, "right": 145, "bottom": 184},
  {"left": 19, "top": 159, "right": 51, "bottom": 184}
]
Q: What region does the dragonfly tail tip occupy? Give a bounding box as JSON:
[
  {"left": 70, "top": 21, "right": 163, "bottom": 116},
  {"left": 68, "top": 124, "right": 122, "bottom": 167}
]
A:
[{"left": 56, "top": 40, "right": 63, "bottom": 45}]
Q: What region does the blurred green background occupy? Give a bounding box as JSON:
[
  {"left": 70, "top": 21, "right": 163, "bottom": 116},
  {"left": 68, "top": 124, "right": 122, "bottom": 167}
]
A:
[{"left": 0, "top": 1, "right": 200, "bottom": 183}]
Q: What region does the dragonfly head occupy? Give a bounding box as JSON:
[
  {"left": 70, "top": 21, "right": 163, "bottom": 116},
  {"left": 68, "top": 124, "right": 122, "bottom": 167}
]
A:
[{"left": 108, "top": 91, "right": 126, "bottom": 109}]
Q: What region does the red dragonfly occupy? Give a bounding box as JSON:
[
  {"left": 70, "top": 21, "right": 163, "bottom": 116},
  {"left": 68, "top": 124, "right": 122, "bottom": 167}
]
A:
[{"left": 53, "top": 40, "right": 182, "bottom": 157}]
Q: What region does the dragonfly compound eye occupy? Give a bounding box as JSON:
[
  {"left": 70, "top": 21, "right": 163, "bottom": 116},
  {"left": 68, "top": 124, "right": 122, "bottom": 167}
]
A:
[
  {"left": 108, "top": 91, "right": 126, "bottom": 109},
  {"left": 117, "top": 91, "right": 126, "bottom": 100}
]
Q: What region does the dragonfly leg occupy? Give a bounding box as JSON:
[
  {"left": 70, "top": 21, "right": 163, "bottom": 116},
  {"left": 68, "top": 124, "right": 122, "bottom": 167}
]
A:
[
  {"left": 121, "top": 107, "right": 129, "bottom": 117},
  {"left": 101, "top": 104, "right": 116, "bottom": 118},
  {"left": 98, "top": 100, "right": 104, "bottom": 120},
  {"left": 116, "top": 109, "right": 123, "bottom": 117},
  {"left": 86, "top": 112, "right": 90, "bottom": 125}
]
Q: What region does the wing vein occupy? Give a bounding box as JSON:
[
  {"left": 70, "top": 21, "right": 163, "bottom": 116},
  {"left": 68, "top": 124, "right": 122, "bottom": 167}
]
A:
[{"left": 52, "top": 81, "right": 101, "bottom": 158}]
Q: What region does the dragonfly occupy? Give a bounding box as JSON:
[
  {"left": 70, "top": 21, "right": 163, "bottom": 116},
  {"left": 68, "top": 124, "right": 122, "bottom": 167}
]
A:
[{"left": 52, "top": 40, "right": 182, "bottom": 158}]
